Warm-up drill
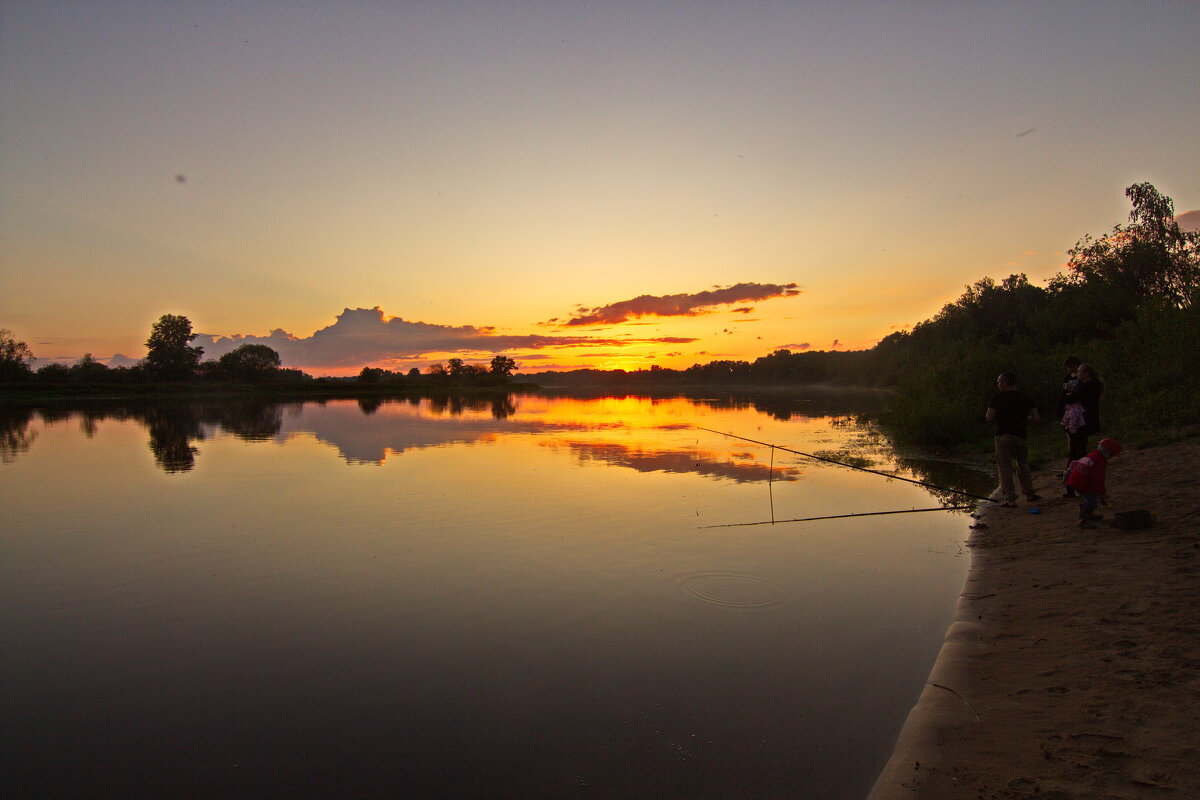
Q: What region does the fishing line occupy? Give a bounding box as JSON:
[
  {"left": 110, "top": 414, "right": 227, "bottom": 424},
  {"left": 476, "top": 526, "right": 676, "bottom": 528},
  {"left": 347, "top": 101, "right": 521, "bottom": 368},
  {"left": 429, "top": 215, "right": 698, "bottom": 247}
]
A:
[
  {"left": 699, "top": 505, "right": 975, "bottom": 529},
  {"left": 696, "top": 426, "right": 998, "bottom": 504}
]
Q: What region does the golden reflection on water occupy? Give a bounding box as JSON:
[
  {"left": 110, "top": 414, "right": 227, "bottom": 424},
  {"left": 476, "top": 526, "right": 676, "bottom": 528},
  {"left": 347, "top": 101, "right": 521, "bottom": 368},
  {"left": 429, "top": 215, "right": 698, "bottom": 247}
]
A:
[{"left": 0, "top": 393, "right": 989, "bottom": 799}]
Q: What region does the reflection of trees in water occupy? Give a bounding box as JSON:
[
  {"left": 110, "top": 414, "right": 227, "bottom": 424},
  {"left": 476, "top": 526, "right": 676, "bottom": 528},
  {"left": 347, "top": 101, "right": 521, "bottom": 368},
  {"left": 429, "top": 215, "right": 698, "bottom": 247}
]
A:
[
  {"left": 209, "top": 401, "right": 285, "bottom": 441},
  {"left": 666, "top": 389, "right": 891, "bottom": 422},
  {"left": 6, "top": 392, "right": 988, "bottom": 499},
  {"left": 80, "top": 409, "right": 103, "bottom": 438},
  {"left": 892, "top": 454, "right": 993, "bottom": 511},
  {"left": 144, "top": 400, "right": 286, "bottom": 471},
  {"left": 2, "top": 400, "right": 288, "bottom": 474},
  {"left": 834, "top": 419, "right": 992, "bottom": 511},
  {"left": 847, "top": 414, "right": 994, "bottom": 510},
  {"left": 4, "top": 393, "right": 520, "bottom": 473},
  {"left": 0, "top": 406, "right": 37, "bottom": 463},
  {"left": 143, "top": 404, "right": 205, "bottom": 473},
  {"left": 490, "top": 395, "right": 516, "bottom": 420},
  {"left": 421, "top": 393, "right": 518, "bottom": 418},
  {"left": 350, "top": 392, "right": 517, "bottom": 419}
]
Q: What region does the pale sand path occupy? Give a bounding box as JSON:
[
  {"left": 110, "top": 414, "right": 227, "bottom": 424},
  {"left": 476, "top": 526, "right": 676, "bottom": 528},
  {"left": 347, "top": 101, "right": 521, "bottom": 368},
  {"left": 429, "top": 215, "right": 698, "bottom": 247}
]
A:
[{"left": 869, "top": 437, "right": 1200, "bottom": 799}]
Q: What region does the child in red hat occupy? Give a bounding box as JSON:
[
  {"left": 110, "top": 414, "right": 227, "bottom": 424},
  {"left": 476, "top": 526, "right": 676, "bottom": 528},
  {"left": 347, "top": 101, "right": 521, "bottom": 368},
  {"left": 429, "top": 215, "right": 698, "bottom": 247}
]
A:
[{"left": 1064, "top": 438, "right": 1123, "bottom": 526}]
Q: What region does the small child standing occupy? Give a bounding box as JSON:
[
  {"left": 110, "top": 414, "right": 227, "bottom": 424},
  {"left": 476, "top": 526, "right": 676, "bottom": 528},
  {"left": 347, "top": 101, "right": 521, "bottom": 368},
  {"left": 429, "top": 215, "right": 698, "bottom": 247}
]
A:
[{"left": 1064, "top": 438, "right": 1123, "bottom": 526}]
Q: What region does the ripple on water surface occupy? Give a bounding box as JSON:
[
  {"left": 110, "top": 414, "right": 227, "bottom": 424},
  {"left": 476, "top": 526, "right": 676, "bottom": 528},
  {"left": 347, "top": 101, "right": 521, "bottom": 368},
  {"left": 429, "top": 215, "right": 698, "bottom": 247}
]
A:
[{"left": 677, "top": 572, "right": 780, "bottom": 608}]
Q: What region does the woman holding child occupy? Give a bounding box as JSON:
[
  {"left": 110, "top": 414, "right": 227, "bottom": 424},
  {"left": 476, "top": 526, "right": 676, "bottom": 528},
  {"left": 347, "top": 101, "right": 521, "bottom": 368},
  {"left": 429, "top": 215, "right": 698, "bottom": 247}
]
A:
[{"left": 1060, "top": 360, "right": 1105, "bottom": 498}]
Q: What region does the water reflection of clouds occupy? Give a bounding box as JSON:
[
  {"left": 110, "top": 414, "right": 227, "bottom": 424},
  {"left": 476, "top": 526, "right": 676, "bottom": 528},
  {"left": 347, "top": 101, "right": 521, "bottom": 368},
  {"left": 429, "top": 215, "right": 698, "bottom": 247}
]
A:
[
  {"left": 1, "top": 395, "right": 955, "bottom": 494},
  {"left": 261, "top": 403, "right": 793, "bottom": 482},
  {"left": 540, "top": 439, "right": 800, "bottom": 483},
  {"left": 281, "top": 404, "right": 797, "bottom": 480},
  {"left": 276, "top": 403, "right": 638, "bottom": 465}
]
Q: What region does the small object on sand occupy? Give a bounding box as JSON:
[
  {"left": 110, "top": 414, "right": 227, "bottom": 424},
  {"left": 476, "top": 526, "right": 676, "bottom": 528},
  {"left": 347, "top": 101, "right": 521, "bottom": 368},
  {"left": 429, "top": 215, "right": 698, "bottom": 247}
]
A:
[
  {"left": 1029, "top": 507, "right": 1040, "bottom": 515},
  {"left": 1114, "top": 510, "right": 1155, "bottom": 530}
]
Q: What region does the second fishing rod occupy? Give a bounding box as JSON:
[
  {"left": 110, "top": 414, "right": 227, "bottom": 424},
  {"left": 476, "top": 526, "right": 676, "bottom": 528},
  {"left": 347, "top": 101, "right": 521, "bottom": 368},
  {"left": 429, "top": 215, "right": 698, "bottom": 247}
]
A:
[{"left": 696, "top": 426, "right": 999, "bottom": 505}]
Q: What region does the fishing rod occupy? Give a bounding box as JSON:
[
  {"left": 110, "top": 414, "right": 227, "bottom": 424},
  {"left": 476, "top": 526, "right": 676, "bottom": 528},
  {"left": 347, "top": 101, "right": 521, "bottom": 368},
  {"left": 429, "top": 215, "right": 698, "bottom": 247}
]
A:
[
  {"left": 695, "top": 426, "right": 999, "bottom": 504},
  {"left": 699, "top": 505, "right": 975, "bottom": 529}
]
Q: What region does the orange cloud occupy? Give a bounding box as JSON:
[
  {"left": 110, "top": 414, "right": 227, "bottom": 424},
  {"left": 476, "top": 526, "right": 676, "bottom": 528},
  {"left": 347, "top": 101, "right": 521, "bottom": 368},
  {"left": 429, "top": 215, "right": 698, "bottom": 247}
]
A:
[{"left": 560, "top": 282, "right": 801, "bottom": 326}]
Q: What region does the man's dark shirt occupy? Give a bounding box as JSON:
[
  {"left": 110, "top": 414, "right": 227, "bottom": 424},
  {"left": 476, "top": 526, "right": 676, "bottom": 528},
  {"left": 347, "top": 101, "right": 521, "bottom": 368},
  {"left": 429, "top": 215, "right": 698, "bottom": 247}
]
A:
[{"left": 988, "top": 389, "right": 1036, "bottom": 438}]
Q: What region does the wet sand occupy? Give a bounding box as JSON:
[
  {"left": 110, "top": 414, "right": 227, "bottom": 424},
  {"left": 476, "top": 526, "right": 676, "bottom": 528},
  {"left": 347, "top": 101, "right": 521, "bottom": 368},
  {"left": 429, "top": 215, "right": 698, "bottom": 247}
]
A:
[{"left": 870, "top": 437, "right": 1200, "bottom": 799}]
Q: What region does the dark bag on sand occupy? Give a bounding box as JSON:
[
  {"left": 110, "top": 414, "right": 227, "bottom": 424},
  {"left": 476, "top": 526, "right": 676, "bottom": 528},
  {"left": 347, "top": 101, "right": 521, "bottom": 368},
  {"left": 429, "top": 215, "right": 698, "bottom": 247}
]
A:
[{"left": 1114, "top": 510, "right": 1155, "bottom": 530}]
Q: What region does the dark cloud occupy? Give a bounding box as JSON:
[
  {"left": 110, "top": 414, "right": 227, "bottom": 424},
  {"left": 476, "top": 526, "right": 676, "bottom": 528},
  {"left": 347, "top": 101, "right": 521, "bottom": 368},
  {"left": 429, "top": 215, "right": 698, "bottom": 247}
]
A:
[
  {"left": 730, "top": 307, "right": 754, "bottom": 314},
  {"left": 560, "top": 282, "right": 801, "bottom": 326},
  {"left": 777, "top": 342, "right": 810, "bottom": 351},
  {"left": 197, "top": 307, "right": 697, "bottom": 368},
  {"left": 1177, "top": 210, "right": 1200, "bottom": 233}
]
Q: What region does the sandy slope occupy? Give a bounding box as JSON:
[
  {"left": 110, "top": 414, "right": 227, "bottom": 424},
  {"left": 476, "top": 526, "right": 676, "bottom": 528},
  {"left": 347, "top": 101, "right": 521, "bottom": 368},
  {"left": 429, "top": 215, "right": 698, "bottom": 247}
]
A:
[{"left": 869, "top": 437, "right": 1200, "bottom": 799}]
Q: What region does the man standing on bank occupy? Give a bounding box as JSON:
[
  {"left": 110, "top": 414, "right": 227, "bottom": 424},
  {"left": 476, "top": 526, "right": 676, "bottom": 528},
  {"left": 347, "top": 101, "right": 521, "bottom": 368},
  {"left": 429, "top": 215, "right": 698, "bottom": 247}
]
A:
[{"left": 986, "top": 372, "right": 1042, "bottom": 507}]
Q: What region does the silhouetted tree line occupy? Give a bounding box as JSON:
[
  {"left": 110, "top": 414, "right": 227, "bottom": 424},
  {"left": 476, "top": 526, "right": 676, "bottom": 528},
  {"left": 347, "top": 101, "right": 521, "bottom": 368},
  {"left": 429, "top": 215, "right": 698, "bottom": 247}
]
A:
[
  {"left": 0, "top": 317, "right": 520, "bottom": 390},
  {"left": 358, "top": 354, "right": 518, "bottom": 388},
  {"left": 526, "top": 349, "right": 875, "bottom": 390},
  {"left": 0, "top": 317, "right": 308, "bottom": 388}
]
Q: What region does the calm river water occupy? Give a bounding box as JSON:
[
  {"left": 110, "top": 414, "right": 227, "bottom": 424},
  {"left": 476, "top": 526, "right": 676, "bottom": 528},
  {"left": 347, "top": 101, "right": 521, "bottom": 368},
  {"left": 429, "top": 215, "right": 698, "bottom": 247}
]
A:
[{"left": 1, "top": 392, "right": 990, "bottom": 799}]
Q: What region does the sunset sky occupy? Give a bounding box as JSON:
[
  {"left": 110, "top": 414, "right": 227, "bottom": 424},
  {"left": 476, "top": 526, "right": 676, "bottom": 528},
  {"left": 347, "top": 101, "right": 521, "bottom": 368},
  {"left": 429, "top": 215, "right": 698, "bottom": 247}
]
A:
[{"left": 2, "top": 1, "right": 1197, "bottom": 375}]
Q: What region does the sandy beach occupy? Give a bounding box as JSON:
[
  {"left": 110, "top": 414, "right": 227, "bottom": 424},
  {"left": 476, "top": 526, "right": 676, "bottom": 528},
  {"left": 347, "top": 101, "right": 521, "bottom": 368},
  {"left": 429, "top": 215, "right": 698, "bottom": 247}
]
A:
[{"left": 870, "top": 436, "right": 1200, "bottom": 799}]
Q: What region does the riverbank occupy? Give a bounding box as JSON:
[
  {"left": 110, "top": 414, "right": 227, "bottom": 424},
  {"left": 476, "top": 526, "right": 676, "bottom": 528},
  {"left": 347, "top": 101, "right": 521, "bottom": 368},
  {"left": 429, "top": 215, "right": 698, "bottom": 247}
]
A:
[{"left": 870, "top": 436, "right": 1200, "bottom": 798}]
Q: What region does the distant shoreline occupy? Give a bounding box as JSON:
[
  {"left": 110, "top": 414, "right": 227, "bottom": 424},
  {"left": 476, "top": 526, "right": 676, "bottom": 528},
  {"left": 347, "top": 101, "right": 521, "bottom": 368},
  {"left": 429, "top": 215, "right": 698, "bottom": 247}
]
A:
[
  {"left": 0, "top": 381, "right": 896, "bottom": 404},
  {"left": 0, "top": 382, "right": 542, "bottom": 404}
]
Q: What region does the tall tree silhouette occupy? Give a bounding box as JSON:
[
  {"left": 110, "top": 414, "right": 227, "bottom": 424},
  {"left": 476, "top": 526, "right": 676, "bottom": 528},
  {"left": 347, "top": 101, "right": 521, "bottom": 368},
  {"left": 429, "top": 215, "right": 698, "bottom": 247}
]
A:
[{"left": 145, "top": 314, "right": 203, "bottom": 380}]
